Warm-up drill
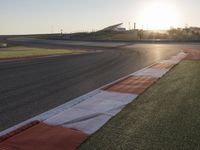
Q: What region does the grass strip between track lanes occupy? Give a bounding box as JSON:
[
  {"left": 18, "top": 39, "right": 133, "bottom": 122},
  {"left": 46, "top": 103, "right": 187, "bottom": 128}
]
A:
[
  {"left": 78, "top": 60, "right": 200, "bottom": 150},
  {"left": 0, "top": 46, "right": 86, "bottom": 59}
]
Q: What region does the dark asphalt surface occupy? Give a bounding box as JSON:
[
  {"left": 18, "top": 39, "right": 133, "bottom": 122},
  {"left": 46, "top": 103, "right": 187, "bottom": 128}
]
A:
[{"left": 1, "top": 39, "right": 200, "bottom": 132}]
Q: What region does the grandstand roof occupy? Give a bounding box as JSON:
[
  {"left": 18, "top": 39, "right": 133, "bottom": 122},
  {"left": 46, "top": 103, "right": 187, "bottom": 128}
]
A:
[{"left": 100, "top": 23, "right": 123, "bottom": 32}]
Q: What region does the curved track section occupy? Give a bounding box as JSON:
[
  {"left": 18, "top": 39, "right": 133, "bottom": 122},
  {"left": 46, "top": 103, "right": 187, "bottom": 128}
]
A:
[{"left": 1, "top": 38, "right": 198, "bottom": 131}]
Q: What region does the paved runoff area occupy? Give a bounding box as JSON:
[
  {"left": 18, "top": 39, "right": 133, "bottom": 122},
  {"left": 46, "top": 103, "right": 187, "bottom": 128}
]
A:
[{"left": 1, "top": 49, "right": 198, "bottom": 150}]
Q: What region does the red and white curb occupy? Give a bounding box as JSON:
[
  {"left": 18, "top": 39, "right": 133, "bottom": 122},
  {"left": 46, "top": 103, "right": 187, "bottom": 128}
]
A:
[{"left": 0, "top": 52, "right": 187, "bottom": 150}]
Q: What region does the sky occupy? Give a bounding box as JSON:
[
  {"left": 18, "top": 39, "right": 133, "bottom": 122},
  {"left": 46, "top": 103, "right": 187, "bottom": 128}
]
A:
[{"left": 1, "top": 0, "right": 200, "bottom": 35}]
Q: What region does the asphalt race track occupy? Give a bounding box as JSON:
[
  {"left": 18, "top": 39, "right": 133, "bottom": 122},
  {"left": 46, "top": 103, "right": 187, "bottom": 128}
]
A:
[{"left": 1, "top": 38, "right": 200, "bottom": 131}]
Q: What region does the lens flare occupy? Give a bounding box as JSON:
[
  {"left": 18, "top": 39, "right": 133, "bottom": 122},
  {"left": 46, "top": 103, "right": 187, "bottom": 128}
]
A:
[{"left": 137, "top": 1, "right": 181, "bottom": 30}]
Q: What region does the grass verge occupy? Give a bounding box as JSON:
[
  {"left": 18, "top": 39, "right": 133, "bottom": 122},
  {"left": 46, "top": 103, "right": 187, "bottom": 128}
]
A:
[
  {"left": 78, "top": 60, "right": 200, "bottom": 150},
  {"left": 0, "top": 46, "right": 86, "bottom": 59}
]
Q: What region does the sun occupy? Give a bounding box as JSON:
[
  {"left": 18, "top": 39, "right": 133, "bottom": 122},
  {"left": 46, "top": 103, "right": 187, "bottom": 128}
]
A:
[{"left": 137, "top": 1, "right": 180, "bottom": 30}]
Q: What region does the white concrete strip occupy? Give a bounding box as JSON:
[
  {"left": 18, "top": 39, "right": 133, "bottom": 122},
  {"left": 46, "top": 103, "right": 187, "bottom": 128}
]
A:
[
  {"left": 177, "top": 52, "right": 187, "bottom": 59},
  {"left": 171, "top": 52, "right": 187, "bottom": 61},
  {"left": 45, "top": 91, "right": 136, "bottom": 122},
  {"left": 62, "top": 106, "right": 125, "bottom": 135},
  {"left": 132, "top": 68, "right": 169, "bottom": 78},
  {"left": 62, "top": 114, "right": 112, "bottom": 134},
  {"left": 45, "top": 91, "right": 137, "bottom": 134},
  {"left": 160, "top": 59, "right": 180, "bottom": 64},
  {"left": 60, "top": 106, "right": 125, "bottom": 135},
  {"left": 73, "top": 91, "right": 137, "bottom": 110}
]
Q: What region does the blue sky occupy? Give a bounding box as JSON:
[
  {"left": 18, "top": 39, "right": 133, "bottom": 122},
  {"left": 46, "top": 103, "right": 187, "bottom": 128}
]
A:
[{"left": 1, "top": 0, "right": 200, "bottom": 34}]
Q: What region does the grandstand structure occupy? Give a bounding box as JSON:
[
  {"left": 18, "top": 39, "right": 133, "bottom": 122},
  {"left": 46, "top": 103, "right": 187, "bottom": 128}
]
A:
[{"left": 100, "top": 23, "right": 126, "bottom": 32}]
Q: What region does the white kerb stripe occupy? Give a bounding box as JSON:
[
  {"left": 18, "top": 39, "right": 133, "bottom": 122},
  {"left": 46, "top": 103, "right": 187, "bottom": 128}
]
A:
[
  {"left": 60, "top": 106, "right": 125, "bottom": 135},
  {"left": 160, "top": 59, "right": 180, "bottom": 64},
  {"left": 132, "top": 68, "right": 169, "bottom": 78},
  {"left": 45, "top": 91, "right": 137, "bottom": 127}
]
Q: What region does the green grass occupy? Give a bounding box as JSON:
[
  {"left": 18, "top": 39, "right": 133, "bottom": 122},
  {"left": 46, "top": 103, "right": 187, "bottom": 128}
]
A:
[
  {"left": 0, "top": 47, "right": 85, "bottom": 59},
  {"left": 78, "top": 61, "right": 200, "bottom": 150}
]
